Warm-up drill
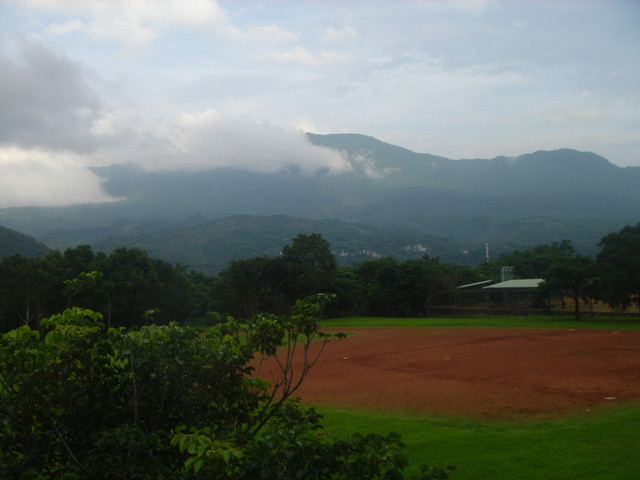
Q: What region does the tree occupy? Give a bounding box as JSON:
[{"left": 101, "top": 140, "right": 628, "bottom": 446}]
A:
[
  {"left": 352, "top": 257, "right": 406, "bottom": 316},
  {"left": 497, "top": 241, "right": 598, "bottom": 320},
  {"left": 99, "top": 247, "right": 162, "bottom": 328},
  {"left": 539, "top": 254, "right": 597, "bottom": 321},
  {"left": 63, "top": 271, "right": 103, "bottom": 308},
  {"left": 596, "top": 223, "right": 640, "bottom": 309},
  {"left": 347, "top": 256, "right": 474, "bottom": 317},
  {"left": 280, "top": 233, "right": 337, "bottom": 305},
  {"left": 0, "top": 297, "right": 448, "bottom": 479},
  {"left": 213, "top": 234, "right": 337, "bottom": 318},
  {"left": 0, "top": 253, "right": 59, "bottom": 330},
  {"left": 497, "top": 240, "right": 576, "bottom": 279},
  {"left": 214, "top": 256, "right": 283, "bottom": 318}
]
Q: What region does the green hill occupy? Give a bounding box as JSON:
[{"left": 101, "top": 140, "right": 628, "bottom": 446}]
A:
[
  {"left": 93, "top": 215, "right": 459, "bottom": 275},
  {"left": 0, "top": 133, "right": 638, "bottom": 268},
  {"left": 0, "top": 225, "right": 49, "bottom": 258}
]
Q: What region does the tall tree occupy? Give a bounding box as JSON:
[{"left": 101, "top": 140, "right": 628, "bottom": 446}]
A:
[
  {"left": 100, "top": 247, "right": 161, "bottom": 328},
  {"left": 498, "top": 240, "right": 575, "bottom": 278},
  {"left": 0, "top": 254, "right": 60, "bottom": 330},
  {"left": 214, "top": 256, "right": 278, "bottom": 318},
  {"left": 540, "top": 254, "right": 597, "bottom": 321},
  {"left": 280, "top": 233, "right": 337, "bottom": 305},
  {"left": 596, "top": 223, "right": 640, "bottom": 309}
]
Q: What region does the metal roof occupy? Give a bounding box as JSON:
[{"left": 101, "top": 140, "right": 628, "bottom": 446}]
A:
[
  {"left": 484, "top": 279, "right": 544, "bottom": 289},
  {"left": 457, "top": 280, "right": 494, "bottom": 289}
]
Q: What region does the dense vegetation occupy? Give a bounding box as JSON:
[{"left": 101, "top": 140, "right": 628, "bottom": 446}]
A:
[
  {"left": 1, "top": 223, "right": 638, "bottom": 478},
  {"left": 0, "top": 224, "right": 638, "bottom": 332},
  {"left": 89, "top": 215, "right": 461, "bottom": 275},
  {"left": 1, "top": 296, "right": 455, "bottom": 479}
]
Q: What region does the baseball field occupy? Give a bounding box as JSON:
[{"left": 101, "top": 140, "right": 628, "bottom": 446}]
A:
[{"left": 278, "top": 316, "right": 640, "bottom": 479}]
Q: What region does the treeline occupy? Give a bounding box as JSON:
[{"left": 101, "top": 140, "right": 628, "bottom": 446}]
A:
[
  {"left": 0, "top": 246, "right": 202, "bottom": 331},
  {"left": 1, "top": 224, "right": 638, "bottom": 331}
]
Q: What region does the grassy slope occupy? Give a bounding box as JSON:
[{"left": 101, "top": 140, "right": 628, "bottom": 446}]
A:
[{"left": 315, "top": 316, "right": 640, "bottom": 479}]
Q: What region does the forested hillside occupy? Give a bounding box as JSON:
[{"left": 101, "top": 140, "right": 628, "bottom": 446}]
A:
[
  {"left": 92, "top": 215, "right": 462, "bottom": 275},
  {"left": 0, "top": 225, "right": 49, "bottom": 258},
  {"left": 0, "top": 134, "right": 638, "bottom": 262}
]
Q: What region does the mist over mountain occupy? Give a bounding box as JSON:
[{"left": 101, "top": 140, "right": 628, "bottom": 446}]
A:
[{"left": 0, "top": 133, "right": 638, "bottom": 271}]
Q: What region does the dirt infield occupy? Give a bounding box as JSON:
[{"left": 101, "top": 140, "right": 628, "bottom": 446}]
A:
[{"left": 276, "top": 328, "right": 640, "bottom": 420}]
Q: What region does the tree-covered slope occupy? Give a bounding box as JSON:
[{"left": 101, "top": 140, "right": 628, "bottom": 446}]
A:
[
  {"left": 0, "top": 225, "right": 49, "bottom": 258},
  {"left": 93, "top": 215, "right": 460, "bottom": 275},
  {"left": 0, "top": 133, "right": 637, "bottom": 264}
]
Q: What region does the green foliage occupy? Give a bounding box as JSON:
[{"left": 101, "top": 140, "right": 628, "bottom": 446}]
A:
[
  {"left": 173, "top": 403, "right": 433, "bottom": 480},
  {"left": 280, "top": 233, "right": 337, "bottom": 301},
  {"left": 0, "top": 245, "right": 203, "bottom": 332},
  {"left": 0, "top": 224, "right": 49, "bottom": 259},
  {"left": 345, "top": 255, "right": 475, "bottom": 317},
  {"left": 597, "top": 222, "right": 640, "bottom": 309},
  {"left": 0, "top": 296, "right": 439, "bottom": 479},
  {"left": 497, "top": 240, "right": 576, "bottom": 279},
  {"left": 538, "top": 253, "right": 597, "bottom": 320},
  {"left": 213, "top": 233, "right": 338, "bottom": 317},
  {"left": 214, "top": 255, "right": 286, "bottom": 318}
]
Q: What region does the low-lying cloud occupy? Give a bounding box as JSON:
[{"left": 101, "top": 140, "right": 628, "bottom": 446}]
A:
[
  {"left": 150, "top": 110, "right": 350, "bottom": 174},
  {"left": 0, "top": 148, "right": 118, "bottom": 208},
  {"left": 0, "top": 42, "right": 350, "bottom": 208}
]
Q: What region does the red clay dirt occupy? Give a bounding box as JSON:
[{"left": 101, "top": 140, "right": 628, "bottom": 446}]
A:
[{"left": 259, "top": 327, "right": 640, "bottom": 420}]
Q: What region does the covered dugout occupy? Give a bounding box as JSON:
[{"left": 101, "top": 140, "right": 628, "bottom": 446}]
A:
[{"left": 455, "top": 278, "right": 544, "bottom": 316}]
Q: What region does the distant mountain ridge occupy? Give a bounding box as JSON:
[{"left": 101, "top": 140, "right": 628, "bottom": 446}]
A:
[
  {"left": 0, "top": 133, "right": 638, "bottom": 270},
  {"left": 308, "top": 133, "right": 640, "bottom": 197}
]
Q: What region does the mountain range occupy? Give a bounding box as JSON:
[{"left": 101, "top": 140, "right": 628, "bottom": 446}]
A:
[{"left": 1, "top": 133, "right": 638, "bottom": 273}]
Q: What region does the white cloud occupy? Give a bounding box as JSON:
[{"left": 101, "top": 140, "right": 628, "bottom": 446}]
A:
[
  {"left": 259, "top": 46, "right": 352, "bottom": 66},
  {"left": 14, "top": 0, "right": 299, "bottom": 51},
  {"left": 321, "top": 24, "right": 358, "bottom": 42},
  {"left": 259, "top": 46, "right": 317, "bottom": 65},
  {"left": 12, "top": 0, "right": 228, "bottom": 50},
  {"left": 124, "top": 109, "right": 351, "bottom": 174},
  {"left": 446, "top": 0, "right": 494, "bottom": 12},
  {"left": 1, "top": 0, "right": 638, "bottom": 191},
  {"left": 547, "top": 106, "right": 605, "bottom": 126},
  {"left": 0, "top": 148, "right": 119, "bottom": 208},
  {"left": 45, "top": 19, "right": 84, "bottom": 35},
  {"left": 225, "top": 24, "right": 299, "bottom": 44}
]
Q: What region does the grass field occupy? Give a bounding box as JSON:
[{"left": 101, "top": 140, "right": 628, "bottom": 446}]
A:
[
  {"left": 314, "top": 315, "right": 640, "bottom": 479},
  {"left": 317, "top": 403, "right": 640, "bottom": 480},
  {"left": 322, "top": 314, "right": 640, "bottom": 330}
]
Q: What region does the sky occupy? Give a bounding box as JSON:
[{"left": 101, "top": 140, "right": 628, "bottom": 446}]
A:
[{"left": 0, "top": 0, "right": 639, "bottom": 207}]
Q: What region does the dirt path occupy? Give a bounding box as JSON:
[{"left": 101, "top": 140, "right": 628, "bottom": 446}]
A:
[{"left": 266, "top": 327, "right": 640, "bottom": 420}]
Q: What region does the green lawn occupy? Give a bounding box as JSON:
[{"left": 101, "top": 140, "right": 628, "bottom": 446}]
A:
[
  {"left": 314, "top": 315, "right": 640, "bottom": 479},
  {"left": 316, "top": 403, "right": 640, "bottom": 480},
  {"left": 322, "top": 315, "right": 640, "bottom": 330}
]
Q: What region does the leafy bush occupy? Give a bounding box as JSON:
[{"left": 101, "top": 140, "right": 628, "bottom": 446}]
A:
[{"left": 0, "top": 296, "right": 448, "bottom": 479}]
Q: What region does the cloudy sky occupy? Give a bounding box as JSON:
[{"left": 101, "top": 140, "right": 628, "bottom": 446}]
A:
[{"left": 1, "top": 0, "right": 639, "bottom": 207}]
